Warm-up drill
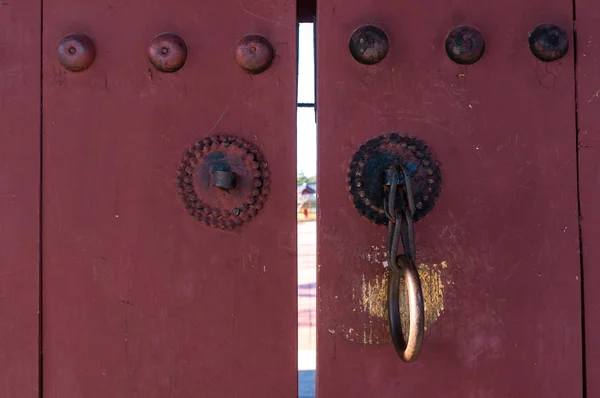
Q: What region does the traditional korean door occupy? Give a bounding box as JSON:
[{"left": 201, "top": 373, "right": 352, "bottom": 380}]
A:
[
  {"left": 3, "top": 0, "right": 600, "bottom": 397},
  {"left": 316, "top": 1, "right": 585, "bottom": 397},
  {"left": 41, "top": 1, "right": 297, "bottom": 397}
]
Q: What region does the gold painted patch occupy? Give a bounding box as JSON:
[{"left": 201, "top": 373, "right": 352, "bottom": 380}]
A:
[{"left": 342, "top": 260, "right": 448, "bottom": 345}]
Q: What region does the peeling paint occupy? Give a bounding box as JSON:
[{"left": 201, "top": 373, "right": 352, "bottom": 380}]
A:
[
  {"left": 360, "top": 273, "right": 387, "bottom": 318},
  {"left": 340, "top": 260, "right": 450, "bottom": 345},
  {"left": 416, "top": 263, "right": 445, "bottom": 331},
  {"left": 364, "top": 245, "right": 387, "bottom": 267}
]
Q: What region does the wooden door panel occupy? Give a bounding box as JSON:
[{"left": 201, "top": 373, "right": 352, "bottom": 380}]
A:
[
  {"left": 317, "top": 1, "right": 581, "bottom": 397},
  {"left": 575, "top": 1, "right": 600, "bottom": 395},
  {"left": 42, "top": 2, "right": 297, "bottom": 396},
  {"left": 0, "top": 1, "right": 41, "bottom": 397}
]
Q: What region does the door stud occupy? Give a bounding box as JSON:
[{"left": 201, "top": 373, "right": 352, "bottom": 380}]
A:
[
  {"left": 445, "top": 25, "right": 485, "bottom": 65},
  {"left": 528, "top": 24, "right": 569, "bottom": 62},
  {"left": 348, "top": 24, "right": 389, "bottom": 65},
  {"left": 57, "top": 33, "right": 96, "bottom": 72},
  {"left": 234, "top": 34, "right": 275, "bottom": 74},
  {"left": 148, "top": 32, "right": 188, "bottom": 73}
]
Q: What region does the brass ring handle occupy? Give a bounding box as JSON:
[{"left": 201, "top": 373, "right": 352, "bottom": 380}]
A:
[{"left": 388, "top": 255, "right": 424, "bottom": 362}]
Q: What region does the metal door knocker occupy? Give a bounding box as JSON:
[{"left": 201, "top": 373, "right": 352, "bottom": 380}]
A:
[
  {"left": 347, "top": 133, "right": 442, "bottom": 362},
  {"left": 176, "top": 135, "right": 270, "bottom": 229}
]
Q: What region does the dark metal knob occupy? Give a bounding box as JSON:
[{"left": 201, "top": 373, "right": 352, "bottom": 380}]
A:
[
  {"left": 57, "top": 33, "right": 96, "bottom": 72},
  {"left": 529, "top": 24, "right": 568, "bottom": 62},
  {"left": 445, "top": 26, "right": 485, "bottom": 65},
  {"left": 349, "top": 25, "right": 389, "bottom": 65},
  {"left": 234, "top": 35, "right": 275, "bottom": 74},
  {"left": 148, "top": 33, "right": 188, "bottom": 73},
  {"left": 213, "top": 170, "right": 236, "bottom": 189}
]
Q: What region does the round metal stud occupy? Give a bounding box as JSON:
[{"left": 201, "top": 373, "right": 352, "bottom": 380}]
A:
[
  {"left": 148, "top": 33, "right": 188, "bottom": 73},
  {"left": 57, "top": 33, "right": 96, "bottom": 72},
  {"left": 348, "top": 133, "right": 442, "bottom": 225},
  {"left": 349, "top": 25, "right": 389, "bottom": 65},
  {"left": 528, "top": 24, "right": 568, "bottom": 62},
  {"left": 177, "top": 135, "right": 270, "bottom": 229},
  {"left": 234, "top": 34, "right": 274, "bottom": 74},
  {"left": 445, "top": 26, "right": 485, "bottom": 65}
]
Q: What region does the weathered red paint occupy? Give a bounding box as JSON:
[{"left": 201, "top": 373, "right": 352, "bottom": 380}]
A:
[
  {"left": 0, "top": 1, "right": 41, "bottom": 397},
  {"left": 42, "top": 1, "right": 297, "bottom": 396},
  {"left": 317, "top": 2, "right": 582, "bottom": 397},
  {"left": 574, "top": 1, "right": 600, "bottom": 395}
]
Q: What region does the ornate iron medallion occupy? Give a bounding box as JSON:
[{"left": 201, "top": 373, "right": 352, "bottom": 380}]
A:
[
  {"left": 347, "top": 133, "right": 441, "bottom": 224},
  {"left": 177, "top": 135, "right": 270, "bottom": 229}
]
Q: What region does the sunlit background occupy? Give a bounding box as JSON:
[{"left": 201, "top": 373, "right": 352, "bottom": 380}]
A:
[{"left": 297, "top": 23, "right": 316, "bottom": 398}]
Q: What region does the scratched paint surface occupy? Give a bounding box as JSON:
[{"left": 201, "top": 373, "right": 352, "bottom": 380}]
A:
[
  {"left": 317, "top": 1, "right": 582, "bottom": 397},
  {"left": 0, "top": 1, "right": 41, "bottom": 396},
  {"left": 574, "top": 2, "right": 600, "bottom": 395},
  {"left": 42, "top": 1, "right": 297, "bottom": 397}
]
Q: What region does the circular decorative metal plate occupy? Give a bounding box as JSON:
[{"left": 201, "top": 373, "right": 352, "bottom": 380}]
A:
[
  {"left": 347, "top": 133, "right": 441, "bottom": 225},
  {"left": 177, "top": 135, "right": 270, "bottom": 229}
]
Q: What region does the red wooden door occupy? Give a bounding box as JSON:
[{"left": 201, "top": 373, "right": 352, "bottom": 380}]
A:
[
  {"left": 317, "top": 1, "right": 582, "bottom": 398},
  {"left": 0, "top": 1, "right": 41, "bottom": 397},
  {"left": 42, "top": 1, "right": 297, "bottom": 396},
  {"left": 5, "top": 0, "right": 599, "bottom": 396}
]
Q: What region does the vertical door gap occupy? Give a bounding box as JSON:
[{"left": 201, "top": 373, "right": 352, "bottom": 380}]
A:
[
  {"left": 297, "top": 5, "right": 316, "bottom": 396},
  {"left": 39, "top": 0, "right": 44, "bottom": 394},
  {"left": 571, "top": 1, "right": 587, "bottom": 395}
]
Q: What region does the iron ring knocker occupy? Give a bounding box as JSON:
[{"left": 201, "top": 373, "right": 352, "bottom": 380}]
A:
[
  {"left": 388, "top": 254, "right": 425, "bottom": 362},
  {"left": 385, "top": 165, "right": 424, "bottom": 362},
  {"left": 347, "top": 133, "right": 442, "bottom": 362}
]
